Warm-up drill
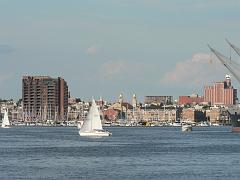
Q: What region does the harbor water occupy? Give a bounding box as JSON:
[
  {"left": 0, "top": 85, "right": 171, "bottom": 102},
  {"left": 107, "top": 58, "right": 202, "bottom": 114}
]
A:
[{"left": 0, "top": 126, "right": 240, "bottom": 180}]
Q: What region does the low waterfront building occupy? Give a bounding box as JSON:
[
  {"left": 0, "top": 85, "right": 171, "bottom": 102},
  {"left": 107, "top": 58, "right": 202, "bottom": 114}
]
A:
[
  {"left": 181, "top": 108, "right": 206, "bottom": 123},
  {"left": 206, "top": 106, "right": 230, "bottom": 125},
  {"left": 139, "top": 104, "right": 179, "bottom": 124},
  {"left": 107, "top": 93, "right": 133, "bottom": 120},
  {"left": 68, "top": 97, "right": 77, "bottom": 105},
  {"left": 142, "top": 108, "right": 177, "bottom": 123},
  {"left": 67, "top": 99, "right": 90, "bottom": 121},
  {"left": 179, "top": 94, "right": 204, "bottom": 106},
  {"left": 11, "top": 107, "right": 23, "bottom": 123},
  {"left": 103, "top": 109, "right": 120, "bottom": 122},
  {"left": 144, "top": 96, "right": 173, "bottom": 105},
  {"left": 108, "top": 102, "right": 133, "bottom": 119}
]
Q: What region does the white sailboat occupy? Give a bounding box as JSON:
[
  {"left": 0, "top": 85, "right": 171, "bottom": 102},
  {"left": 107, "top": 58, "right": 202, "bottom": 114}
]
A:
[
  {"left": 79, "top": 99, "right": 112, "bottom": 136},
  {"left": 182, "top": 123, "right": 192, "bottom": 132},
  {"left": 1, "top": 109, "right": 11, "bottom": 128}
]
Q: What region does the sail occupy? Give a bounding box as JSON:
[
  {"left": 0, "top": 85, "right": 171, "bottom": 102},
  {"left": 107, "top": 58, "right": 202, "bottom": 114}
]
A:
[
  {"left": 80, "top": 105, "right": 93, "bottom": 132},
  {"left": 80, "top": 99, "right": 102, "bottom": 133},
  {"left": 91, "top": 99, "right": 103, "bottom": 130},
  {"left": 208, "top": 45, "right": 240, "bottom": 84},
  {"left": 2, "top": 109, "right": 10, "bottom": 127}
]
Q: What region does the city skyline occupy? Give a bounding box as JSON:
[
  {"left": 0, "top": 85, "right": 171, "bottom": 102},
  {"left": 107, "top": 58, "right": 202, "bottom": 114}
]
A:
[{"left": 0, "top": 0, "right": 240, "bottom": 101}]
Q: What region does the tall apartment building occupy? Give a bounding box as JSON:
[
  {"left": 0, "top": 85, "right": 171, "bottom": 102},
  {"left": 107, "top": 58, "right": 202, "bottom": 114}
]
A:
[
  {"left": 22, "top": 76, "right": 68, "bottom": 121},
  {"left": 144, "top": 96, "right": 172, "bottom": 105},
  {"left": 204, "top": 75, "right": 237, "bottom": 106}
]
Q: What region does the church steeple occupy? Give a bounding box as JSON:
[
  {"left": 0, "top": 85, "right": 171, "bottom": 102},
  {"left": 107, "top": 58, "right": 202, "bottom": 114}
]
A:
[
  {"left": 132, "top": 93, "right": 137, "bottom": 108},
  {"left": 119, "top": 93, "right": 123, "bottom": 104}
]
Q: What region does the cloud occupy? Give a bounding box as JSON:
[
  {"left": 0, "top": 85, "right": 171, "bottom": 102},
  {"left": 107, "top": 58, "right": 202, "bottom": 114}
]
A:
[
  {"left": 86, "top": 45, "right": 99, "bottom": 55},
  {"left": 97, "top": 60, "right": 156, "bottom": 81},
  {"left": 161, "top": 53, "right": 226, "bottom": 87},
  {"left": 0, "top": 45, "right": 15, "bottom": 54},
  {"left": 99, "top": 61, "right": 127, "bottom": 79}
]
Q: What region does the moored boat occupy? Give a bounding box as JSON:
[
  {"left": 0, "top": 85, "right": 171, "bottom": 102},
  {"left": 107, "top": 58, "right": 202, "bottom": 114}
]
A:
[{"left": 182, "top": 123, "right": 192, "bottom": 132}]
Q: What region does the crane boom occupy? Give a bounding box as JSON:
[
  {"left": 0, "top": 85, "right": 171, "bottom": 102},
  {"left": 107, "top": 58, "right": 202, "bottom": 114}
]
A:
[
  {"left": 226, "top": 39, "right": 240, "bottom": 57},
  {"left": 208, "top": 44, "right": 240, "bottom": 84}
]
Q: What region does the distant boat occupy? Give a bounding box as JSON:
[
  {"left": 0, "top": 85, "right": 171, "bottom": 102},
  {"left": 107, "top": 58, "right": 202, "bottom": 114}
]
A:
[
  {"left": 182, "top": 123, "right": 192, "bottom": 132},
  {"left": 227, "top": 106, "right": 240, "bottom": 132},
  {"left": 1, "top": 109, "right": 11, "bottom": 128},
  {"left": 197, "top": 121, "right": 209, "bottom": 127},
  {"left": 170, "top": 122, "right": 181, "bottom": 127},
  {"left": 79, "top": 99, "right": 112, "bottom": 137},
  {"left": 77, "top": 120, "right": 84, "bottom": 130}
]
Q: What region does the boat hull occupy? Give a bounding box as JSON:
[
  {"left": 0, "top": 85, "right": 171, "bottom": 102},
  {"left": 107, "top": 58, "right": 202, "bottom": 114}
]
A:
[
  {"left": 231, "top": 119, "right": 240, "bottom": 132},
  {"left": 1, "top": 126, "right": 10, "bottom": 128},
  {"left": 232, "top": 127, "right": 240, "bottom": 133},
  {"left": 79, "top": 130, "right": 112, "bottom": 137}
]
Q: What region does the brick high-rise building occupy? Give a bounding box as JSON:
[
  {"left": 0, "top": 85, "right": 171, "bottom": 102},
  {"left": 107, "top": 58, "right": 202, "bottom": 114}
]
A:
[
  {"left": 22, "top": 76, "right": 68, "bottom": 121},
  {"left": 204, "top": 75, "right": 237, "bottom": 106}
]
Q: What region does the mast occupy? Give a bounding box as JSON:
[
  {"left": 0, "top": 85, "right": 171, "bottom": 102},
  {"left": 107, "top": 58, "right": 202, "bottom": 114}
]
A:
[
  {"left": 50, "top": 104, "right": 52, "bottom": 120},
  {"left": 28, "top": 106, "right": 31, "bottom": 123},
  {"left": 44, "top": 105, "right": 47, "bottom": 121},
  {"left": 54, "top": 106, "right": 57, "bottom": 121},
  {"left": 91, "top": 100, "right": 93, "bottom": 130},
  {"left": 39, "top": 106, "right": 41, "bottom": 122},
  {"left": 22, "top": 108, "right": 25, "bottom": 122},
  {"left": 164, "top": 105, "right": 166, "bottom": 122}
]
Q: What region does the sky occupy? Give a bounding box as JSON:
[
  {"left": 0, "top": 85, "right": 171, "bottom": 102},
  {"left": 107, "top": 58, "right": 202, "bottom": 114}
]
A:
[{"left": 0, "top": 0, "right": 240, "bottom": 102}]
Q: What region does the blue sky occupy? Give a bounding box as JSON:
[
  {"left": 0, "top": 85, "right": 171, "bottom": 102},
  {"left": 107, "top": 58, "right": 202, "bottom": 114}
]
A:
[{"left": 0, "top": 0, "right": 240, "bottom": 102}]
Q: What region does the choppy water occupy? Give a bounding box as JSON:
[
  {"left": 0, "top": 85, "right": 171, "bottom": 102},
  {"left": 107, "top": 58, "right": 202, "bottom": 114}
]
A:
[{"left": 0, "top": 126, "right": 240, "bottom": 180}]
